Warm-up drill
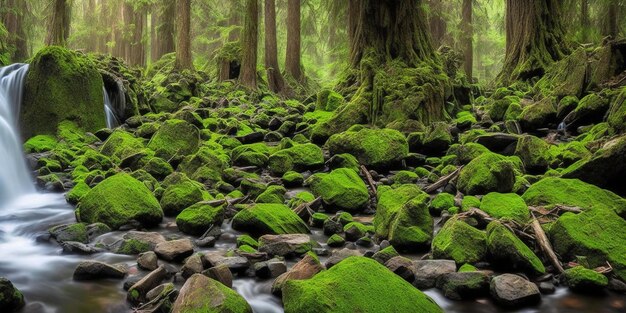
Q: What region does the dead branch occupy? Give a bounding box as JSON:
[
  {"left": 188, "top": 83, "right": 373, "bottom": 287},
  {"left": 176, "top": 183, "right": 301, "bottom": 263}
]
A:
[
  {"left": 423, "top": 166, "right": 463, "bottom": 194},
  {"left": 530, "top": 213, "right": 564, "bottom": 273},
  {"left": 359, "top": 165, "right": 377, "bottom": 196}
]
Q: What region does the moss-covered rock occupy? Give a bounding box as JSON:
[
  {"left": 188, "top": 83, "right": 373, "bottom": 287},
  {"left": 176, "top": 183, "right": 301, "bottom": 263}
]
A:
[
  {"left": 563, "top": 266, "right": 608, "bottom": 292},
  {"left": 65, "top": 181, "right": 91, "bottom": 204},
  {"left": 447, "top": 143, "right": 489, "bottom": 165},
  {"left": 171, "top": 274, "right": 252, "bottom": 313},
  {"left": 178, "top": 147, "right": 228, "bottom": 183},
  {"left": 480, "top": 193, "right": 530, "bottom": 224},
  {"left": 429, "top": 193, "right": 455, "bottom": 215},
  {"left": 256, "top": 185, "right": 287, "bottom": 204},
  {"left": 77, "top": 173, "right": 163, "bottom": 229},
  {"left": 316, "top": 89, "right": 345, "bottom": 111},
  {"left": 518, "top": 97, "right": 557, "bottom": 131},
  {"left": 282, "top": 256, "right": 442, "bottom": 313},
  {"left": 282, "top": 171, "right": 304, "bottom": 187},
  {"left": 374, "top": 184, "right": 433, "bottom": 251},
  {"left": 24, "top": 135, "right": 57, "bottom": 153},
  {"left": 49, "top": 223, "right": 89, "bottom": 243},
  {"left": 327, "top": 127, "right": 408, "bottom": 169},
  {"left": 232, "top": 203, "right": 310, "bottom": 237},
  {"left": 268, "top": 143, "right": 324, "bottom": 175},
  {"left": 176, "top": 203, "right": 225, "bottom": 236},
  {"left": 147, "top": 119, "right": 200, "bottom": 160},
  {"left": 457, "top": 152, "right": 517, "bottom": 195},
  {"left": 607, "top": 86, "right": 626, "bottom": 134},
  {"left": 160, "top": 178, "right": 209, "bottom": 216},
  {"left": 550, "top": 209, "right": 626, "bottom": 282},
  {"left": 21, "top": 46, "right": 105, "bottom": 138},
  {"left": 327, "top": 234, "right": 345, "bottom": 247},
  {"left": 307, "top": 168, "right": 369, "bottom": 212},
  {"left": 432, "top": 216, "right": 487, "bottom": 264},
  {"left": 100, "top": 130, "right": 145, "bottom": 161},
  {"left": 514, "top": 135, "right": 556, "bottom": 173},
  {"left": 0, "top": 277, "right": 25, "bottom": 312},
  {"left": 486, "top": 221, "right": 545, "bottom": 275}
]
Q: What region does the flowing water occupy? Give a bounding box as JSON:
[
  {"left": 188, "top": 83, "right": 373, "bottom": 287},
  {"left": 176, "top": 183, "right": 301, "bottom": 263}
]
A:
[
  {"left": 104, "top": 88, "right": 120, "bottom": 129},
  {"left": 0, "top": 64, "right": 624, "bottom": 313}
]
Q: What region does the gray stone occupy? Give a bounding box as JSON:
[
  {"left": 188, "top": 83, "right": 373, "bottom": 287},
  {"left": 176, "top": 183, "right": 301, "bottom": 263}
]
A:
[
  {"left": 490, "top": 274, "right": 541, "bottom": 307},
  {"left": 73, "top": 261, "right": 127, "bottom": 281},
  {"left": 413, "top": 259, "right": 457, "bottom": 289},
  {"left": 258, "top": 234, "right": 312, "bottom": 257},
  {"left": 137, "top": 251, "right": 158, "bottom": 271},
  {"left": 253, "top": 259, "right": 287, "bottom": 278},
  {"left": 203, "top": 264, "right": 233, "bottom": 288},
  {"left": 128, "top": 266, "right": 167, "bottom": 304},
  {"left": 436, "top": 271, "right": 490, "bottom": 300},
  {"left": 181, "top": 254, "right": 204, "bottom": 279},
  {"left": 154, "top": 238, "right": 194, "bottom": 262}
]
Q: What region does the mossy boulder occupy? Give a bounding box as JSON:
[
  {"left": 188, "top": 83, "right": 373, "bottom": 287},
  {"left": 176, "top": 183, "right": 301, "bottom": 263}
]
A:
[
  {"left": 480, "top": 193, "right": 530, "bottom": 224},
  {"left": 160, "top": 178, "right": 209, "bottom": 216},
  {"left": 171, "top": 274, "right": 252, "bottom": 313},
  {"left": 178, "top": 147, "right": 228, "bottom": 182},
  {"left": 21, "top": 46, "right": 105, "bottom": 138},
  {"left": 307, "top": 168, "right": 369, "bottom": 212},
  {"left": 549, "top": 209, "right": 626, "bottom": 282},
  {"left": 77, "top": 173, "right": 163, "bottom": 229},
  {"left": 282, "top": 171, "right": 304, "bottom": 187},
  {"left": 327, "top": 127, "right": 408, "bottom": 169},
  {"left": 518, "top": 97, "right": 557, "bottom": 131},
  {"left": 255, "top": 185, "right": 287, "bottom": 204},
  {"left": 100, "top": 130, "right": 145, "bottom": 161},
  {"left": 522, "top": 177, "right": 626, "bottom": 218},
  {"left": 0, "top": 277, "right": 24, "bottom": 312},
  {"left": 486, "top": 221, "right": 545, "bottom": 275},
  {"left": 176, "top": 203, "right": 225, "bottom": 236},
  {"left": 457, "top": 152, "right": 517, "bottom": 195},
  {"left": 607, "top": 86, "right": 626, "bottom": 134},
  {"left": 23, "top": 135, "right": 57, "bottom": 153},
  {"left": 429, "top": 193, "right": 456, "bottom": 215},
  {"left": 514, "top": 135, "right": 556, "bottom": 173},
  {"left": 563, "top": 266, "right": 608, "bottom": 292},
  {"left": 282, "top": 256, "right": 443, "bottom": 313},
  {"left": 374, "top": 184, "right": 433, "bottom": 251},
  {"left": 232, "top": 203, "right": 310, "bottom": 237},
  {"left": 316, "top": 89, "right": 345, "bottom": 111},
  {"left": 432, "top": 216, "right": 487, "bottom": 264},
  {"left": 147, "top": 119, "right": 200, "bottom": 160},
  {"left": 268, "top": 143, "right": 324, "bottom": 175}
]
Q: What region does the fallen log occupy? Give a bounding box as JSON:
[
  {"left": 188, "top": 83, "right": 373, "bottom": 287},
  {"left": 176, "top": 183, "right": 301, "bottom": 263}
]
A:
[{"left": 530, "top": 213, "right": 564, "bottom": 273}]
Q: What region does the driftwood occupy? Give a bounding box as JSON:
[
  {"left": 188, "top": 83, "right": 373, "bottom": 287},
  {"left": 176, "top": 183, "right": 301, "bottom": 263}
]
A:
[
  {"left": 359, "top": 165, "right": 377, "bottom": 196},
  {"left": 198, "top": 196, "right": 248, "bottom": 207},
  {"left": 423, "top": 166, "right": 463, "bottom": 194},
  {"left": 293, "top": 196, "right": 323, "bottom": 220},
  {"left": 530, "top": 213, "right": 564, "bottom": 273}
]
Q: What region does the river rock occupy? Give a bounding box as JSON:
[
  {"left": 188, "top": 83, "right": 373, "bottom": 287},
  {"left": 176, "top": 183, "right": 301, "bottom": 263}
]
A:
[
  {"left": 325, "top": 248, "right": 362, "bottom": 268},
  {"left": 436, "top": 271, "right": 490, "bottom": 300},
  {"left": 203, "top": 252, "right": 250, "bottom": 273},
  {"left": 49, "top": 223, "right": 88, "bottom": 243},
  {"left": 203, "top": 264, "right": 233, "bottom": 288},
  {"left": 413, "top": 259, "right": 457, "bottom": 289},
  {"left": 258, "top": 234, "right": 312, "bottom": 257},
  {"left": 171, "top": 274, "right": 252, "bottom": 313},
  {"left": 0, "top": 277, "right": 25, "bottom": 312},
  {"left": 232, "top": 203, "right": 310, "bottom": 237},
  {"left": 181, "top": 254, "right": 204, "bottom": 279},
  {"left": 254, "top": 259, "right": 287, "bottom": 279},
  {"left": 60, "top": 241, "right": 102, "bottom": 254},
  {"left": 490, "top": 274, "right": 541, "bottom": 307},
  {"left": 154, "top": 239, "right": 194, "bottom": 262},
  {"left": 282, "top": 256, "right": 443, "bottom": 313},
  {"left": 326, "top": 127, "right": 409, "bottom": 169},
  {"left": 73, "top": 261, "right": 127, "bottom": 281},
  {"left": 563, "top": 266, "right": 608, "bottom": 292},
  {"left": 137, "top": 251, "right": 158, "bottom": 271},
  {"left": 306, "top": 168, "right": 370, "bottom": 212},
  {"left": 431, "top": 216, "right": 487, "bottom": 265},
  {"left": 385, "top": 256, "right": 416, "bottom": 282},
  {"left": 128, "top": 266, "right": 167, "bottom": 304},
  {"left": 116, "top": 231, "right": 166, "bottom": 255},
  {"left": 272, "top": 254, "right": 324, "bottom": 295}
]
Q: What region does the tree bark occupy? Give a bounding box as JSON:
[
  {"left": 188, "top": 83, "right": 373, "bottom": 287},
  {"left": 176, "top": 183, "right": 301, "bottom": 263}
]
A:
[
  {"left": 606, "top": 2, "right": 618, "bottom": 39},
  {"left": 129, "top": 7, "right": 146, "bottom": 66},
  {"left": 219, "top": 1, "right": 242, "bottom": 81},
  {"left": 461, "top": 0, "right": 473, "bottom": 79},
  {"left": 285, "top": 0, "right": 303, "bottom": 83},
  {"left": 174, "top": 0, "right": 193, "bottom": 70},
  {"left": 497, "top": 0, "right": 569, "bottom": 84},
  {"left": 2, "top": 0, "right": 28, "bottom": 60},
  {"left": 580, "top": 0, "right": 589, "bottom": 43},
  {"left": 239, "top": 0, "right": 258, "bottom": 88},
  {"left": 428, "top": 0, "right": 447, "bottom": 48},
  {"left": 152, "top": 0, "right": 176, "bottom": 62},
  {"left": 46, "top": 0, "right": 71, "bottom": 46},
  {"left": 264, "top": 0, "right": 286, "bottom": 94}
]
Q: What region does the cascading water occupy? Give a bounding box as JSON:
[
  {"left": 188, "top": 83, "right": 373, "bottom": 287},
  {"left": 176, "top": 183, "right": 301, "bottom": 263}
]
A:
[
  {"left": 0, "top": 63, "right": 35, "bottom": 203},
  {"left": 104, "top": 87, "right": 120, "bottom": 129}
]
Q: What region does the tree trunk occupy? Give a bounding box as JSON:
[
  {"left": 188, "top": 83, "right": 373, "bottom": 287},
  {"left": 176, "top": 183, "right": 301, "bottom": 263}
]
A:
[
  {"left": 152, "top": 0, "right": 176, "bottom": 62},
  {"left": 174, "top": 0, "right": 193, "bottom": 70},
  {"left": 497, "top": 0, "right": 569, "bottom": 84},
  {"left": 129, "top": 7, "right": 146, "bottom": 66},
  {"left": 428, "top": 0, "right": 447, "bottom": 48},
  {"left": 2, "top": 0, "right": 28, "bottom": 60},
  {"left": 46, "top": 0, "right": 71, "bottom": 46},
  {"left": 606, "top": 2, "right": 618, "bottom": 39},
  {"left": 285, "top": 0, "right": 303, "bottom": 83},
  {"left": 580, "top": 0, "right": 589, "bottom": 43},
  {"left": 264, "top": 0, "right": 286, "bottom": 94},
  {"left": 461, "top": 0, "right": 473, "bottom": 79},
  {"left": 239, "top": 0, "right": 258, "bottom": 88}
]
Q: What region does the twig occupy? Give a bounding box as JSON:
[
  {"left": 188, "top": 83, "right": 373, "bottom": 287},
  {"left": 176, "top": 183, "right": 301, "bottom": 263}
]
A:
[
  {"left": 530, "top": 213, "right": 564, "bottom": 273},
  {"left": 293, "top": 197, "right": 323, "bottom": 217},
  {"left": 423, "top": 166, "right": 463, "bottom": 194},
  {"left": 359, "top": 165, "right": 377, "bottom": 196}
]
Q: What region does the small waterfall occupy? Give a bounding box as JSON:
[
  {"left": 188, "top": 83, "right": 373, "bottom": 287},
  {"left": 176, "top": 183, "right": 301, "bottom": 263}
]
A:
[
  {"left": 0, "top": 63, "right": 35, "bottom": 203},
  {"left": 104, "top": 87, "right": 120, "bottom": 128}
]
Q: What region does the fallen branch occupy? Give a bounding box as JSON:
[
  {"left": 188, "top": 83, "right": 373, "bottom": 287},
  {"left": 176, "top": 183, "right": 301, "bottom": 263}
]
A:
[
  {"left": 359, "top": 165, "right": 377, "bottom": 196},
  {"left": 198, "top": 196, "right": 248, "bottom": 207},
  {"left": 293, "top": 196, "right": 323, "bottom": 220},
  {"left": 423, "top": 166, "right": 463, "bottom": 194},
  {"left": 530, "top": 213, "right": 564, "bottom": 273}
]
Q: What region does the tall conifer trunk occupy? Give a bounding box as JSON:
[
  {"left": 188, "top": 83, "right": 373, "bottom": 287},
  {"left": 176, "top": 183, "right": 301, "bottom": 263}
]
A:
[
  {"left": 461, "top": 0, "right": 473, "bottom": 79},
  {"left": 174, "top": 0, "right": 193, "bottom": 70},
  {"left": 239, "top": 0, "right": 258, "bottom": 88},
  {"left": 285, "top": 0, "right": 303, "bottom": 82},
  {"left": 46, "top": 0, "right": 71, "bottom": 46},
  {"left": 264, "top": 0, "right": 286, "bottom": 94}
]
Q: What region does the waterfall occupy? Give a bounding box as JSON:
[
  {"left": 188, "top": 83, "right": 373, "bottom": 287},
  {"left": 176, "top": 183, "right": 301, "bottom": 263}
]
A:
[
  {"left": 0, "top": 64, "right": 35, "bottom": 203},
  {"left": 104, "top": 87, "right": 120, "bottom": 128}
]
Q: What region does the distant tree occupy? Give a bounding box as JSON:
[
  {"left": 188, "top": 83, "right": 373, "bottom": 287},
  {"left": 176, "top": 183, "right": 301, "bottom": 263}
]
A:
[
  {"left": 239, "top": 0, "right": 258, "bottom": 88},
  {"left": 175, "top": 0, "right": 193, "bottom": 70},
  {"left": 46, "top": 0, "right": 71, "bottom": 46},
  {"left": 461, "top": 0, "right": 473, "bottom": 79},
  {"left": 1, "top": 0, "right": 28, "bottom": 60},
  {"left": 264, "top": 0, "right": 287, "bottom": 94},
  {"left": 428, "top": 0, "right": 447, "bottom": 47},
  {"left": 285, "top": 0, "right": 304, "bottom": 83},
  {"left": 152, "top": 0, "right": 175, "bottom": 62}
]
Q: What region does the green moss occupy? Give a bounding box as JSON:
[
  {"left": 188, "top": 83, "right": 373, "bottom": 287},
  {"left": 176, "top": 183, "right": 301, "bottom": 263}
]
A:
[
  {"left": 21, "top": 46, "right": 105, "bottom": 138},
  {"left": 160, "top": 178, "right": 210, "bottom": 216},
  {"left": 432, "top": 216, "right": 487, "bottom": 264},
  {"left": 255, "top": 185, "right": 287, "bottom": 204},
  {"left": 49, "top": 223, "right": 89, "bottom": 243},
  {"left": 147, "top": 119, "right": 201, "bottom": 160},
  {"left": 457, "top": 152, "right": 516, "bottom": 195},
  {"left": 480, "top": 193, "right": 530, "bottom": 224},
  {"left": 176, "top": 203, "right": 225, "bottom": 236},
  {"left": 446, "top": 143, "right": 486, "bottom": 164},
  {"left": 455, "top": 111, "right": 477, "bottom": 128},
  {"left": 237, "top": 235, "right": 259, "bottom": 248},
  {"left": 0, "top": 277, "right": 25, "bottom": 311},
  {"left": 283, "top": 256, "right": 443, "bottom": 313},
  {"left": 307, "top": 168, "right": 369, "bottom": 212},
  {"left": 374, "top": 184, "right": 433, "bottom": 251},
  {"left": 327, "top": 127, "right": 408, "bottom": 169},
  {"left": 337, "top": 212, "right": 354, "bottom": 225},
  {"left": 393, "top": 171, "right": 419, "bottom": 184},
  {"left": 563, "top": 266, "right": 608, "bottom": 291},
  {"left": 65, "top": 181, "right": 91, "bottom": 204},
  {"left": 486, "top": 221, "right": 545, "bottom": 275},
  {"left": 24, "top": 135, "right": 58, "bottom": 153},
  {"left": 172, "top": 274, "right": 252, "bottom": 313},
  {"left": 327, "top": 234, "right": 345, "bottom": 247},
  {"left": 607, "top": 87, "right": 626, "bottom": 134},
  {"left": 514, "top": 135, "right": 557, "bottom": 172},
  {"left": 142, "top": 157, "right": 173, "bottom": 179},
  {"left": 282, "top": 171, "right": 304, "bottom": 187},
  {"left": 232, "top": 203, "right": 310, "bottom": 237},
  {"left": 268, "top": 143, "right": 324, "bottom": 175},
  {"left": 100, "top": 130, "right": 146, "bottom": 161},
  {"left": 76, "top": 173, "right": 163, "bottom": 229},
  {"left": 117, "top": 238, "right": 151, "bottom": 255},
  {"left": 430, "top": 193, "right": 455, "bottom": 215},
  {"left": 458, "top": 264, "right": 477, "bottom": 272}
]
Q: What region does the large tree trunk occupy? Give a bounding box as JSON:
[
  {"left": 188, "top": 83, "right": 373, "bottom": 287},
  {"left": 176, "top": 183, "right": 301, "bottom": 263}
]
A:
[
  {"left": 285, "top": 0, "right": 303, "bottom": 83},
  {"left": 428, "top": 0, "right": 447, "bottom": 48},
  {"left": 152, "top": 0, "right": 176, "bottom": 62},
  {"left": 580, "top": 0, "right": 589, "bottom": 43},
  {"left": 239, "top": 0, "right": 258, "bottom": 88},
  {"left": 2, "top": 0, "right": 28, "bottom": 60},
  {"left": 219, "top": 1, "right": 242, "bottom": 81},
  {"left": 264, "top": 0, "right": 286, "bottom": 94},
  {"left": 461, "top": 0, "right": 473, "bottom": 79},
  {"left": 174, "top": 0, "right": 193, "bottom": 70},
  {"left": 497, "top": 0, "right": 569, "bottom": 84},
  {"left": 46, "top": 0, "right": 71, "bottom": 46},
  {"left": 129, "top": 7, "right": 146, "bottom": 66},
  {"left": 605, "top": 2, "right": 618, "bottom": 39}
]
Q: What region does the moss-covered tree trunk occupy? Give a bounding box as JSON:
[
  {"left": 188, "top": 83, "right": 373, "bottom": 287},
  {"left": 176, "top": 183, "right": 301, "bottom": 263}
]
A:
[
  {"left": 428, "top": 0, "right": 447, "bottom": 48},
  {"left": 285, "top": 0, "right": 303, "bottom": 83},
  {"left": 219, "top": 1, "right": 242, "bottom": 81},
  {"left": 264, "top": 0, "right": 287, "bottom": 94},
  {"left": 174, "top": 0, "right": 193, "bottom": 70},
  {"left": 46, "top": 0, "right": 71, "bottom": 46},
  {"left": 239, "top": 0, "right": 258, "bottom": 89},
  {"left": 152, "top": 0, "right": 176, "bottom": 62},
  {"left": 461, "top": 0, "right": 473, "bottom": 79},
  {"left": 497, "top": 0, "right": 569, "bottom": 84}
]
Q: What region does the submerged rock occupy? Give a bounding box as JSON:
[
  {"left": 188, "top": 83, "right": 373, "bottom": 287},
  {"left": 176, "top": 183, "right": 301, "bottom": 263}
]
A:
[
  {"left": 0, "top": 277, "right": 25, "bottom": 312},
  {"left": 171, "top": 274, "right": 252, "bottom": 313},
  {"left": 76, "top": 173, "right": 163, "bottom": 230},
  {"left": 282, "top": 256, "right": 443, "bottom": 313},
  {"left": 73, "top": 261, "right": 127, "bottom": 280}
]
